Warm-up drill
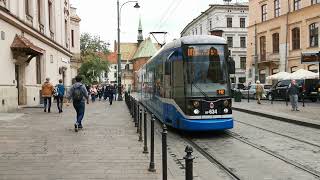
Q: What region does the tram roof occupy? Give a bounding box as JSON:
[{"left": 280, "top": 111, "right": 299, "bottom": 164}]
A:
[{"left": 162, "top": 35, "right": 226, "bottom": 51}]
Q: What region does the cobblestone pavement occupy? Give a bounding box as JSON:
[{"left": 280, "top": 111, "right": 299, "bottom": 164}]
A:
[
  {"left": 0, "top": 101, "right": 163, "bottom": 180},
  {"left": 233, "top": 100, "right": 320, "bottom": 125}
]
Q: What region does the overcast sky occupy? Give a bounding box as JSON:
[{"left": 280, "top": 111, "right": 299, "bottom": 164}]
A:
[{"left": 70, "top": 0, "right": 248, "bottom": 51}]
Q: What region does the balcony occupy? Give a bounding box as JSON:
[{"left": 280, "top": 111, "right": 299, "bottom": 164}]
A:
[{"left": 257, "top": 52, "right": 280, "bottom": 66}]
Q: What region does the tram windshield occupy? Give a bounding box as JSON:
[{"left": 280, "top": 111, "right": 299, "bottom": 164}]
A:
[{"left": 186, "top": 44, "right": 230, "bottom": 97}]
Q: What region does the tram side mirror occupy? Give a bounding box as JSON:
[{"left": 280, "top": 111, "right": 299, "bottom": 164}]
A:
[{"left": 228, "top": 57, "right": 235, "bottom": 74}]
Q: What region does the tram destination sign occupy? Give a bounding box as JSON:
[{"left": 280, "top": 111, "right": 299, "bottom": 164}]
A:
[{"left": 301, "top": 52, "right": 320, "bottom": 64}]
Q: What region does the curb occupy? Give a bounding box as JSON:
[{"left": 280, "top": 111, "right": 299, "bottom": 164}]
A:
[{"left": 232, "top": 107, "right": 320, "bottom": 130}]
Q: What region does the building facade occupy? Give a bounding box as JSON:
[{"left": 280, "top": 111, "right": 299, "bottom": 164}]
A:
[
  {"left": 247, "top": 0, "right": 320, "bottom": 84},
  {"left": 0, "top": 0, "right": 79, "bottom": 112},
  {"left": 181, "top": 3, "right": 249, "bottom": 84},
  {"left": 70, "top": 6, "right": 81, "bottom": 82}
]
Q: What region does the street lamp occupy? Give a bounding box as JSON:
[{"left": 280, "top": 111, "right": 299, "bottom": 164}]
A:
[{"left": 117, "top": 0, "right": 140, "bottom": 101}]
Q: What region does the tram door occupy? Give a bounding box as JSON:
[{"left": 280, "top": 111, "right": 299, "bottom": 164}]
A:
[{"left": 172, "top": 53, "right": 185, "bottom": 112}]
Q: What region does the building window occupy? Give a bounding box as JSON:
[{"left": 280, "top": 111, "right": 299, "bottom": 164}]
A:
[
  {"left": 65, "top": 20, "right": 68, "bottom": 48},
  {"left": 227, "top": 18, "right": 232, "bottom": 28},
  {"left": 272, "top": 33, "right": 279, "bottom": 53},
  {"left": 261, "top": 5, "right": 267, "bottom": 22},
  {"left": 195, "top": 28, "right": 197, "bottom": 35},
  {"left": 37, "top": 0, "right": 42, "bottom": 24},
  {"left": 308, "top": 64, "right": 318, "bottom": 73},
  {"left": 311, "top": 0, "right": 320, "bottom": 5},
  {"left": 239, "top": 77, "right": 246, "bottom": 83},
  {"left": 200, "top": 25, "right": 202, "bottom": 35},
  {"left": 292, "top": 28, "right": 300, "bottom": 50},
  {"left": 293, "top": 0, "right": 301, "bottom": 11},
  {"left": 71, "top": 30, "right": 74, "bottom": 47},
  {"left": 25, "top": 0, "right": 32, "bottom": 17},
  {"left": 114, "top": 72, "right": 117, "bottom": 78},
  {"left": 227, "top": 37, "right": 233, "bottom": 47},
  {"left": 291, "top": 66, "right": 298, "bottom": 73},
  {"left": 240, "top": 57, "right": 246, "bottom": 70},
  {"left": 240, "top": 37, "right": 246, "bottom": 48},
  {"left": 209, "top": 19, "right": 212, "bottom": 30},
  {"left": 48, "top": 1, "right": 53, "bottom": 32},
  {"left": 274, "top": 0, "right": 280, "bottom": 17},
  {"left": 260, "top": 36, "right": 266, "bottom": 61},
  {"left": 309, "top": 23, "right": 319, "bottom": 47},
  {"left": 240, "top": 18, "right": 246, "bottom": 28},
  {"left": 36, "top": 56, "right": 41, "bottom": 84}
]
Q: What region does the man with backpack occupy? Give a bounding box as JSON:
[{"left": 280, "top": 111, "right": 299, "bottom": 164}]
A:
[{"left": 68, "top": 76, "right": 89, "bottom": 132}]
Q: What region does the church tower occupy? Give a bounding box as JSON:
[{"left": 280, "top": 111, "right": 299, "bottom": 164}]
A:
[{"left": 137, "top": 18, "right": 143, "bottom": 45}]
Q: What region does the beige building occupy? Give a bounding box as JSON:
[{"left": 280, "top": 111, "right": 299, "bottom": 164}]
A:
[
  {"left": 0, "top": 0, "right": 80, "bottom": 112},
  {"left": 70, "top": 6, "right": 81, "bottom": 83},
  {"left": 247, "top": 0, "right": 320, "bottom": 84}
]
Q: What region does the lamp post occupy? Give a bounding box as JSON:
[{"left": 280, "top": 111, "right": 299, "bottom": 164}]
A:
[{"left": 117, "top": 0, "right": 140, "bottom": 101}]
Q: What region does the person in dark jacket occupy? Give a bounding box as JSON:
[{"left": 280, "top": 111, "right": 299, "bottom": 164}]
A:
[
  {"left": 67, "top": 76, "right": 89, "bottom": 132},
  {"left": 288, "top": 79, "right": 300, "bottom": 111},
  {"left": 108, "top": 85, "right": 115, "bottom": 105},
  {"left": 56, "top": 79, "right": 65, "bottom": 113}
]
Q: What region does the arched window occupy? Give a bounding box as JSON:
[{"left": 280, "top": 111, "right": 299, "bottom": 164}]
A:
[
  {"left": 309, "top": 23, "right": 319, "bottom": 47},
  {"left": 308, "top": 64, "right": 318, "bottom": 73},
  {"left": 290, "top": 66, "right": 298, "bottom": 73},
  {"left": 272, "top": 33, "right": 279, "bottom": 53},
  {"left": 292, "top": 28, "right": 300, "bottom": 50},
  {"left": 260, "top": 36, "right": 266, "bottom": 61}
]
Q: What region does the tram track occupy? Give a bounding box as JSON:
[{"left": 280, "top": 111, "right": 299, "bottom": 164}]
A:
[
  {"left": 234, "top": 119, "right": 320, "bottom": 148},
  {"left": 182, "top": 136, "right": 242, "bottom": 180},
  {"left": 225, "top": 130, "right": 320, "bottom": 179}
]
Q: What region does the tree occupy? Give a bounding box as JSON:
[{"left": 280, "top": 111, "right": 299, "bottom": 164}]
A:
[
  {"left": 80, "top": 33, "right": 110, "bottom": 56},
  {"left": 78, "top": 33, "right": 110, "bottom": 84},
  {"left": 78, "top": 54, "right": 109, "bottom": 85}
]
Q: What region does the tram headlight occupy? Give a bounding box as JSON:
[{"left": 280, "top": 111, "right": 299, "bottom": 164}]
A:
[
  {"left": 224, "top": 100, "right": 229, "bottom": 107},
  {"left": 223, "top": 108, "right": 229, "bottom": 114},
  {"left": 193, "top": 101, "right": 200, "bottom": 108},
  {"left": 193, "top": 109, "right": 200, "bottom": 115}
]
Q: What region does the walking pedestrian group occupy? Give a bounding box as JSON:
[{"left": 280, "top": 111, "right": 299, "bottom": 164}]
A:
[{"left": 41, "top": 75, "right": 124, "bottom": 132}]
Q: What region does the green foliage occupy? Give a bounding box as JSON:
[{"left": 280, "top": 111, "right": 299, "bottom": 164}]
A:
[
  {"left": 80, "top": 33, "right": 110, "bottom": 56},
  {"left": 78, "top": 54, "right": 109, "bottom": 85},
  {"left": 78, "top": 33, "right": 110, "bottom": 84}
]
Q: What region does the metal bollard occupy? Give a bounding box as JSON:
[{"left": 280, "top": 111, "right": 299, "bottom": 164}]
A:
[
  {"left": 135, "top": 104, "right": 139, "bottom": 128},
  {"left": 138, "top": 109, "right": 143, "bottom": 141},
  {"left": 143, "top": 109, "right": 148, "bottom": 153},
  {"left": 247, "top": 89, "right": 250, "bottom": 103},
  {"left": 271, "top": 92, "right": 273, "bottom": 104},
  {"left": 303, "top": 92, "right": 305, "bottom": 107},
  {"left": 184, "top": 146, "right": 194, "bottom": 180},
  {"left": 148, "top": 114, "right": 156, "bottom": 172},
  {"left": 162, "top": 124, "right": 168, "bottom": 180}
]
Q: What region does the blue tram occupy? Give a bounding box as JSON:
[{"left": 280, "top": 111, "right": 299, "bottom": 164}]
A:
[{"left": 136, "top": 35, "right": 235, "bottom": 131}]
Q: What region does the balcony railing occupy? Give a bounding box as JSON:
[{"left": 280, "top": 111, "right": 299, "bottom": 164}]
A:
[{"left": 258, "top": 52, "right": 280, "bottom": 63}]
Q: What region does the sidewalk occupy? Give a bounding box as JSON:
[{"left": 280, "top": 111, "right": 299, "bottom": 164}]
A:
[
  {"left": 232, "top": 99, "right": 320, "bottom": 128},
  {"left": 0, "top": 101, "right": 163, "bottom": 180}
]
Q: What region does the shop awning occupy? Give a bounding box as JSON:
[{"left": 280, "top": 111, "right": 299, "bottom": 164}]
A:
[{"left": 10, "top": 35, "right": 44, "bottom": 63}]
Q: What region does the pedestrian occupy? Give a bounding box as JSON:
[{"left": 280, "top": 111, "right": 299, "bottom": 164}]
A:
[
  {"left": 56, "top": 79, "right": 65, "bottom": 113},
  {"left": 90, "top": 85, "right": 97, "bottom": 103},
  {"left": 67, "top": 76, "right": 89, "bottom": 132},
  {"left": 42, "top": 78, "right": 54, "bottom": 113},
  {"left": 288, "top": 79, "right": 300, "bottom": 111},
  {"left": 109, "top": 85, "right": 115, "bottom": 105},
  {"left": 255, "top": 80, "right": 263, "bottom": 104},
  {"left": 97, "top": 85, "right": 103, "bottom": 101},
  {"left": 114, "top": 84, "right": 118, "bottom": 101}
]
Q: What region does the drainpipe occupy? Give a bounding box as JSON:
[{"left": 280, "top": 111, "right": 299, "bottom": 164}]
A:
[
  {"left": 285, "top": 0, "right": 290, "bottom": 72},
  {"left": 254, "top": 21, "right": 258, "bottom": 82}
]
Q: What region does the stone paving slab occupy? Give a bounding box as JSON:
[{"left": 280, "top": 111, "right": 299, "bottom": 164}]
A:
[
  {"left": 232, "top": 100, "right": 320, "bottom": 127},
  {"left": 0, "top": 101, "right": 164, "bottom": 180}
]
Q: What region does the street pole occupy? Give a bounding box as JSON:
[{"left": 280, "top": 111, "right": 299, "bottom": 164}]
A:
[
  {"left": 117, "top": 0, "right": 123, "bottom": 101},
  {"left": 116, "top": 1, "right": 140, "bottom": 101}
]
